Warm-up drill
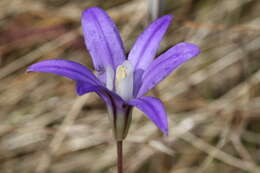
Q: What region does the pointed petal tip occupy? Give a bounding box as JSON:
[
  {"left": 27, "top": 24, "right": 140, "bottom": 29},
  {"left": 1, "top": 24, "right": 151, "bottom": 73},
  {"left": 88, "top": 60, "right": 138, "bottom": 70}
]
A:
[
  {"left": 161, "top": 123, "right": 168, "bottom": 136},
  {"left": 161, "top": 14, "right": 174, "bottom": 22},
  {"left": 25, "top": 68, "right": 33, "bottom": 74},
  {"left": 82, "top": 6, "right": 103, "bottom": 16},
  {"left": 26, "top": 67, "right": 32, "bottom": 72},
  {"left": 178, "top": 42, "right": 201, "bottom": 56},
  {"left": 27, "top": 64, "right": 39, "bottom": 72},
  {"left": 128, "top": 96, "right": 168, "bottom": 136},
  {"left": 155, "top": 14, "right": 173, "bottom": 25},
  {"left": 81, "top": 7, "right": 105, "bottom": 24},
  {"left": 163, "top": 129, "right": 169, "bottom": 136}
]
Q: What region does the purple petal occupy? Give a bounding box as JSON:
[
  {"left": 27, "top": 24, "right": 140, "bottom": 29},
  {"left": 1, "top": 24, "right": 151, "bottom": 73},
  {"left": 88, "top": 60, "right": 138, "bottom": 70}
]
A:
[
  {"left": 128, "top": 15, "right": 173, "bottom": 71},
  {"left": 76, "top": 82, "right": 101, "bottom": 96},
  {"left": 81, "top": 7, "right": 126, "bottom": 74},
  {"left": 137, "top": 42, "right": 200, "bottom": 97},
  {"left": 27, "top": 59, "right": 101, "bottom": 85},
  {"left": 76, "top": 81, "right": 126, "bottom": 107},
  {"left": 78, "top": 82, "right": 131, "bottom": 140},
  {"left": 128, "top": 96, "right": 168, "bottom": 135}
]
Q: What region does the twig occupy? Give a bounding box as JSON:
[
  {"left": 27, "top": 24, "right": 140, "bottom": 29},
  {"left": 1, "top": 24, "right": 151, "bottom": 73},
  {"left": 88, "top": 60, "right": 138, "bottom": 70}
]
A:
[
  {"left": 36, "top": 94, "right": 90, "bottom": 173},
  {"left": 147, "top": 0, "right": 165, "bottom": 21},
  {"left": 162, "top": 35, "right": 260, "bottom": 101},
  {"left": 181, "top": 132, "right": 260, "bottom": 172},
  {"left": 0, "top": 29, "right": 79, "bottom": 80},
  {"left": 184, "top": 20, "right": 260, "bottom": 32},
  {"left": 195, "top": 114, "right": 232, "bottom": 173}
]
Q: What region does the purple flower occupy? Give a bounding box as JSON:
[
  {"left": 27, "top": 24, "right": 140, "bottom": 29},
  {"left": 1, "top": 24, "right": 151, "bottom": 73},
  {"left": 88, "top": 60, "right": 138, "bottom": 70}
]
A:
[{"left": 27, "top": 7, "right": 200, "bottom": 140}]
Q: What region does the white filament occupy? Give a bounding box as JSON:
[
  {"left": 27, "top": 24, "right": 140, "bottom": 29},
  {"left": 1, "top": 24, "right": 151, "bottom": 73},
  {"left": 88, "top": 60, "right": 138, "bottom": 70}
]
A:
[
  {"left": 115, "top": 60, "right": 134, "bottom": 100},
  {"left": 106, "top": 66, "right": 114, "bottom": 90}
]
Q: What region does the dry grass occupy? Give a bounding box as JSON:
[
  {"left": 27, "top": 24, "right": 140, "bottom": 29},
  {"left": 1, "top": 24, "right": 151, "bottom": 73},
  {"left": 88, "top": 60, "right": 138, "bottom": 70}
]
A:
[{"left": 0, "top": 0, "right": 260, "bottom": 172}]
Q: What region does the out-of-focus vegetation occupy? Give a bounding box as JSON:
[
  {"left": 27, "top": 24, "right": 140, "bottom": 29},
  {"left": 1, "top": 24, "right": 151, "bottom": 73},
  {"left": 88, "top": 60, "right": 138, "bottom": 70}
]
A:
[{"left": 0, "top": 0, "right": 260, "bottom": 172}]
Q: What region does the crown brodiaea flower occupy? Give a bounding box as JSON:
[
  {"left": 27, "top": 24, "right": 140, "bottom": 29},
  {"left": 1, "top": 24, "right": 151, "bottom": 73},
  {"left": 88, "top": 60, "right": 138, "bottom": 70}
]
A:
[{"left": 27, "top": 7, "right": 200, "bottom": 141}]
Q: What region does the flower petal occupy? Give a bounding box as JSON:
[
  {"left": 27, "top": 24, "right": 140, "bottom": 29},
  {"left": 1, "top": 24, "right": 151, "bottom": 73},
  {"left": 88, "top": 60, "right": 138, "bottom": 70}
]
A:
[
  {"left": 76, "top": 81, "right": 126, "bottom": 106},
  {"left": 76, "top": 82, "right": 101, "bottom": 96},
  {"left": 77, "top": 82, "right": 131, "bottom": 140},
  {"left": 27, "top": 59, "right": 101, "bottom": 85},
  {"left": 81, "top": 7, "right": 126, "bottom": 73},
  {"left": 128, "top": 96, "right": 168, "bottom": 135},
  {"left": 128, "top": 15, "right": 173, "bottom": 71},
  {"left": 77, "top": 83, "right": 129, "bottom": 117},
  {"left": 137, "top": 42, "right": 200, "bottom": 97}
]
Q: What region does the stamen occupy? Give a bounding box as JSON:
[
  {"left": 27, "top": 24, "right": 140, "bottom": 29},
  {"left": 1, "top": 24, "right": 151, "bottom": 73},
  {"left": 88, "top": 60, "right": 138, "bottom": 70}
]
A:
[
  {"left": 106, "top": 66, "right": 114, "bottom": 90},
  {"left": 115, "top": 61, "right": 134, "bottom": 100},
  {"left": 116, "top": 66, "right": 127, "bottom": 80}
]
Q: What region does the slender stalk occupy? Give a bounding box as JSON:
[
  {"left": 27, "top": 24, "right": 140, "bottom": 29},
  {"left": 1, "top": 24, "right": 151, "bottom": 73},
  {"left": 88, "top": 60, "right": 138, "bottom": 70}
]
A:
[
  {"left": 147, "top": 0, "right": 165, "bottom": 21},
  {"left": 117, "top": 141, "right": 123, "bottom": 173}
]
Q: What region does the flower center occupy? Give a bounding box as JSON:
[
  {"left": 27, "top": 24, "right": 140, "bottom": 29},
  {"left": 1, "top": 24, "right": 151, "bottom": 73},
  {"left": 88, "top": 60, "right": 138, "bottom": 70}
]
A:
[
  {"left": 116, "top": 66, "right": 127, "bottom": 80},
  {"left": 114, "top": 60, "right": 134, "bottom": 100}
]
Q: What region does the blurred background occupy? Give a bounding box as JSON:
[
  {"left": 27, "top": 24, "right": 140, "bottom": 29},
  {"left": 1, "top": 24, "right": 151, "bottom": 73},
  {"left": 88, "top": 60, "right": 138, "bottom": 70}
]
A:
[{"left": 0, "top": 0, "right": 260, "bottom": 172}]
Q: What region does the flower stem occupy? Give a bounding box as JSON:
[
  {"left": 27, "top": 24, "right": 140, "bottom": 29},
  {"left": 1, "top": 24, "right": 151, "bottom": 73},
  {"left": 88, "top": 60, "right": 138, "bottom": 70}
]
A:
[{"left": 117, "top": 141, "right": 123, "bottom": 173}]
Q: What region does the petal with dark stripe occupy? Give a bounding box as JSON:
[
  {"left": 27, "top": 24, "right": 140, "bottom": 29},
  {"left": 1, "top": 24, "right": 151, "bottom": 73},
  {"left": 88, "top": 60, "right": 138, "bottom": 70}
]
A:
[
  {"left": 128, "top": 15, "right": 173, "bottom": 71},
  {"left": 76, "top": 81, "right": 126, "bottom": 106},
  {"left": 27, "top": 59, "right": 101, "bottom": 85},
  {"left": 81, "top": 7, "right": 126, "bottom": 75},
  {"left": 137, "top": 42, "right": 200, "bottom": 97}
]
